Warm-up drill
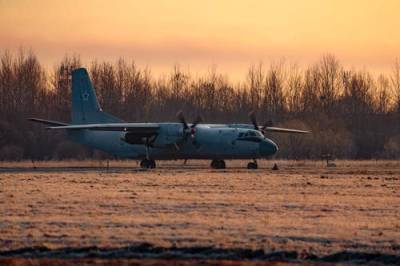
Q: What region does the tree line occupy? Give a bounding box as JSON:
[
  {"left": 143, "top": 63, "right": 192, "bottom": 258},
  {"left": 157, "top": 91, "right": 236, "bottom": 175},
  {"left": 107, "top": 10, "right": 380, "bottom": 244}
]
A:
[{"left": 0, "top": 49, "right": 400, "bottom": 160}]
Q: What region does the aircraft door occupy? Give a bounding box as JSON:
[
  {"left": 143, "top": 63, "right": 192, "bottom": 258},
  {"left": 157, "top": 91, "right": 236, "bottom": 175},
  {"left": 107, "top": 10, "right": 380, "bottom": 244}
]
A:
[{"left": 219, "top": 129, "right": 236, "bottom": 155}]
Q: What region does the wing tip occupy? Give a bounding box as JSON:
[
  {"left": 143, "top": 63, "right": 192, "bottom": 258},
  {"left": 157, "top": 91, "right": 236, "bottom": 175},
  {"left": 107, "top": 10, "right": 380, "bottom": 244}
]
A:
[{"left": 27, "top": 118, "right": 68, "bottom": 126}]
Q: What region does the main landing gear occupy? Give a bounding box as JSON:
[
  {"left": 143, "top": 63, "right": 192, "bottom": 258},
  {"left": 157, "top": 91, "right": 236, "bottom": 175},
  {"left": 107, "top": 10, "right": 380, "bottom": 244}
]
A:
[
  {"left": 140, "top": 137, "right": 156, "bottom": 169},
  {"left": 247, "top": 160, "right": 258, "bottom": 169},
  {"left": 211, "top": 159, "right": 226, "bottom": 169},
  {"left": 140, "top": 159, "right": 156, "bottom": 169}
]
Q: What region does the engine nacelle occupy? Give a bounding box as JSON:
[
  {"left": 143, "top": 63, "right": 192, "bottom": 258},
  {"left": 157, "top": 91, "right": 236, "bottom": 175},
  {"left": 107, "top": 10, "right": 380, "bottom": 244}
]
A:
[
  {"left": 122, "top": 132, "right": 147, "bottom": 145},
  {"left": 121, "top": 124, "right": 187, "bottom": 148}
]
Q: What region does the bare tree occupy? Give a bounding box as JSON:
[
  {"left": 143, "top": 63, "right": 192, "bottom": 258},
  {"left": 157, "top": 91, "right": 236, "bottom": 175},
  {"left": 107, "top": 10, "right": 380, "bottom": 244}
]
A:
[
  {"left": 318, "top": 54, "right": 341, "bottom": 113},
  {"left": 262, "top": 61, "right": 286, "bottom": 119},
  {"left": 0, "top": 49, "right": 399, "bottom": 160},
  {"left": 391, "top": 58, "right": 400, "bottom": 112},
  {"left": 375, "top": 74, "right": 391, "bottom": 114}
]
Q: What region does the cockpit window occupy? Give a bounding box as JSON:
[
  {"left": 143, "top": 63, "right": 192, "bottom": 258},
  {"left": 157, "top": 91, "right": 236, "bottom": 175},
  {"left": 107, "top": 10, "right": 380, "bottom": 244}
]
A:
[{"left": 239, "top": 130, "right": 263, "bottom": 138}]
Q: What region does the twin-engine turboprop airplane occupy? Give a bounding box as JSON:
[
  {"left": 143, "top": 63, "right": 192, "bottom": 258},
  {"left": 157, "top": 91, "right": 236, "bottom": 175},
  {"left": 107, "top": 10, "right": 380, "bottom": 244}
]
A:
[{"left": 29, "top": 68, "right": 309, "bottom": 169}]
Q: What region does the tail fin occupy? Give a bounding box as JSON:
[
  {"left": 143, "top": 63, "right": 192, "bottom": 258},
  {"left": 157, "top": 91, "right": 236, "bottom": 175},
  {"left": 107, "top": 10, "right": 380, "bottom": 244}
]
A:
[{"left": 71, "top": 68, "right": 123, "bottom": 124}]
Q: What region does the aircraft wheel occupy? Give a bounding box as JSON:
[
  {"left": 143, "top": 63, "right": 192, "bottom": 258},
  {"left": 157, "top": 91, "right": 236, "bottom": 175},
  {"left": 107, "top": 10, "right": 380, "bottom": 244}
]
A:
[
  {"left": 211, "top": 159, "right": 226, "bottom": 169},
  {"left": 140, "top": 159, "right": 148, "bottom": 168},
  {"left": 247, "top": 162, "right": 258, "bottom": 169},
  {"left": 140, "top": 159, "right": 156, "bottom": 169}
]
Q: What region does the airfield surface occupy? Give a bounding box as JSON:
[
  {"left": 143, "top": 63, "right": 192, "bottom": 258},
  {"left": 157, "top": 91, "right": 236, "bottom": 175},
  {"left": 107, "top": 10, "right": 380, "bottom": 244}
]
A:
[{"left": 0, "top": 160, "right": 399, "bottom": 265}]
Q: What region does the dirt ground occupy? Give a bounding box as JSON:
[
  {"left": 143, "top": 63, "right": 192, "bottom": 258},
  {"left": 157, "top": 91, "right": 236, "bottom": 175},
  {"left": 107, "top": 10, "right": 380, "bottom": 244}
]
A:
[{"left": 0, "top": 160, "right": 399, "bottom": 265}]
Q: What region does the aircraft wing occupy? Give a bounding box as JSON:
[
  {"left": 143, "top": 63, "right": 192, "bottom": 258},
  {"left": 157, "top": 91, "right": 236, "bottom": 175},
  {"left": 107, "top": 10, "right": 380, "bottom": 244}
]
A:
[
  {"left": 28, "top": 118, "right": 69, "bottom": 126},
  {"left": 47, "top": 123, "right": 160, "bottom": 133},
  {"left": 263, "top": 126, "right": 310, "bottom": 134}
]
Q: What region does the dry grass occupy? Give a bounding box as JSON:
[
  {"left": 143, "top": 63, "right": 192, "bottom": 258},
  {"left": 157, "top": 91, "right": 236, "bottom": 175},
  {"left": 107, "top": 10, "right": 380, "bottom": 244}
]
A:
[
  {"left": 0, "top": 160, "right": 399, "bottom": 264},
  {"left": 0, "top": 258, "right": 305, "bottom": 266}
]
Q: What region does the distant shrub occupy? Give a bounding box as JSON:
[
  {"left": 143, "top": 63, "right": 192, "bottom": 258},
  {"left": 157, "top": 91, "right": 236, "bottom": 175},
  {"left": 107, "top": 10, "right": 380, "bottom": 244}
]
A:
[{"left": 383, "top": 135, "right": 400, "bottom": 158}]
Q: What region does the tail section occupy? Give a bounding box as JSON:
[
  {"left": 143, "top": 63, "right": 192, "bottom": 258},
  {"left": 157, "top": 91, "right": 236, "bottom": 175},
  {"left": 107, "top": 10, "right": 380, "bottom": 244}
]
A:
[{"left": 71, "top": 68, "right": 123, "bottom": 124}]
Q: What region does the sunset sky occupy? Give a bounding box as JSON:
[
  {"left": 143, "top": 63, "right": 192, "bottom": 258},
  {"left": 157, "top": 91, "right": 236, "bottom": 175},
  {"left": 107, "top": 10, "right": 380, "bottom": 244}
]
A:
[{"left": 1, "top": 0, "right": 400, "bottom": 80}]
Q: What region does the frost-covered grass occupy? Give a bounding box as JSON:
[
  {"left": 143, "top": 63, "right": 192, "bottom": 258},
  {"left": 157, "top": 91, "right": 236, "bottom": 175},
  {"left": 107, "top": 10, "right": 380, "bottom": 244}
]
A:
[{"left": 0, "top": 160, "right": 399, "bottom": 260}]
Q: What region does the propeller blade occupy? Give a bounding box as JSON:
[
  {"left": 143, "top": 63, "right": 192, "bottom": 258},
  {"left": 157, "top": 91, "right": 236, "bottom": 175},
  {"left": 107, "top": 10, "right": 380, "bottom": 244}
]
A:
[
  {"left": 177, "top": 111, "right": 204, "bottom": 141},
  {"left": 177, "top": 110, "right": 189, "bottom": 130},
  {"left": 191, "top": 115, "right": 203, "bottom": 129},
  {"left": 262, "top": 120, "right": 273, "bottom": 130},
  {"left": 190, "top": 115, "right": 203, "bottom": 138},
  {"left": 248, "top": 111, "right": 258, "bottom": 130},
  {"left": 263, "top": 126, "right": 310, "bottom": 134}
]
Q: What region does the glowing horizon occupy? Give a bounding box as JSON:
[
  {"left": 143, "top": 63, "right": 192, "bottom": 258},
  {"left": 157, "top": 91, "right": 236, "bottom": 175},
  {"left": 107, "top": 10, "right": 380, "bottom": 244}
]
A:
[{"left": 1, "top": 0, "right": 399, "bottom": 80}]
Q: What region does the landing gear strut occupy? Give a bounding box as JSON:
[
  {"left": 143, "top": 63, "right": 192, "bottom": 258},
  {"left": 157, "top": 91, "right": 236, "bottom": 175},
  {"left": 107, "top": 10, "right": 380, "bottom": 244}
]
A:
[
  {"left": 140, "top": 159, "right": 156, "bottom": 169},
  {"left": 211, "top": 159, "right": 226, "bottom": 169},
  {"left": 247, "top": 160, "right": 258, "bottom": 169},
  {"left": 140, "top": 137, "right": 156, "bottom": 169}
]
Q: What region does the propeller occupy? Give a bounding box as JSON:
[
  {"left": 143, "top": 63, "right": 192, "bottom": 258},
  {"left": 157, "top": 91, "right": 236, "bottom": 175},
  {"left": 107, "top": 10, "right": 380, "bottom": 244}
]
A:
[
  {"left": 249, "top": 111, "right": 259, "bottom": 130},
  {"left": 177, "top": 111, "right": 189, "bottom": 130},
  {"left": 177, "top": 111, "right": 203, "bottom": 139},
  {"left": 248, "top": 111, "right": 272, "bottom": 135}
]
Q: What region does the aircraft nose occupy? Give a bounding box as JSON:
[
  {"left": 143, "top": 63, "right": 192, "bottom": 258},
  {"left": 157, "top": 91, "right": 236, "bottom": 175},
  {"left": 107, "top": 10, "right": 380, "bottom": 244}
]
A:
[{"left": 259, "top": 139, "right": 278, "bottom": 157}]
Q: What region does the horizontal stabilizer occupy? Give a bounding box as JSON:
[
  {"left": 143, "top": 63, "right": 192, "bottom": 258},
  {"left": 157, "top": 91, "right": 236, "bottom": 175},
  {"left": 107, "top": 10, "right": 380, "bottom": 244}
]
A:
[
  {"left": 263, "top": 126, "right": 310, "bottom": 134},
  {"left": 47, "top": 123, "right": 160, "bottom": 132},
  {"left": 28, "top": 118, "right": 69, "bottom": 126}
]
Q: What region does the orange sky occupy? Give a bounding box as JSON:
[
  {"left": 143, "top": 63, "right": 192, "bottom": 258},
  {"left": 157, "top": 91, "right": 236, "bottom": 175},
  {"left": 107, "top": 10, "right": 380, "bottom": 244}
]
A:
[{"left": 1, "top": 0, "right": 400, "bottom": 80}]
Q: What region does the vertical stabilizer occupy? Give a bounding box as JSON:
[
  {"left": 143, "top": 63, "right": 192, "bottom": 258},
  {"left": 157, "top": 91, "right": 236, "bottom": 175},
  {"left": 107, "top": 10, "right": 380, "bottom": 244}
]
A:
[{"left": 71, "top": 68, "right": 122, "bottom": 124}]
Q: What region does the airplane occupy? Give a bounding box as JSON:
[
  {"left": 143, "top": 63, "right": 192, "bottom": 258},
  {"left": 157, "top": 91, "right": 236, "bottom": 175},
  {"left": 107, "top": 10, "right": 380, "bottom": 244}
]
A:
[{"left": 29, "top": 68, "right": 309, "bottom": 169}]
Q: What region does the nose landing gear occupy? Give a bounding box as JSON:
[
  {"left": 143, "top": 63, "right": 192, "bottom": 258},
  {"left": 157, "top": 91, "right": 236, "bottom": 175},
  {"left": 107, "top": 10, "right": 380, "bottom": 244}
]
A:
[
  {"left": 247, "top": 160, "right": 258, "bottom": 169},
  {"left": 140, "top": 159, "right": 156, "bottom": 169},
  {"left": 211, "top": 159, "right": 226, "bottom": 169}
]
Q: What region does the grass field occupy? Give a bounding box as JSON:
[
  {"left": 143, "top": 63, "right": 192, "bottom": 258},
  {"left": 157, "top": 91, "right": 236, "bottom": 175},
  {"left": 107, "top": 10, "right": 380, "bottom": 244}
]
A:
[{"left": 0, "top": 160, "right": 399, "bottom": 265}]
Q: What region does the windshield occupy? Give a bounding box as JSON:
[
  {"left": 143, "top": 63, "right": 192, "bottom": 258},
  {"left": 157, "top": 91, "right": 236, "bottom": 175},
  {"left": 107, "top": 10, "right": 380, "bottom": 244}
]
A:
[{"left": 240, "top": 130, "right": 263, "bottom": 138}]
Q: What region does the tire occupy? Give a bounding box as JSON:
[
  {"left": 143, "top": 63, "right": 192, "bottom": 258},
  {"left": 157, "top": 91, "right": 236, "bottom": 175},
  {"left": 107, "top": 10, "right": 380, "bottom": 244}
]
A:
[
  {"left": 140, "top": 159, "right": 155, "bottom": 169},
  {"left": 211, "top": 160, "right": 225, "bottom": 169},
  {"left": 247, "top": 162, "right": 258, "bottom": 169},
  {"left": 140, "top": 159, "right": 147, "bottom": 168}
]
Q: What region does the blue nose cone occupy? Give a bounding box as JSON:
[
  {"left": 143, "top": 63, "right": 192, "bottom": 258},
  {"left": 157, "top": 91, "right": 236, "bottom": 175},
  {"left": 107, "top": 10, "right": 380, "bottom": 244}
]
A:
[{"left": 259, "top": 139, "right": 278, "bottom": 157}]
